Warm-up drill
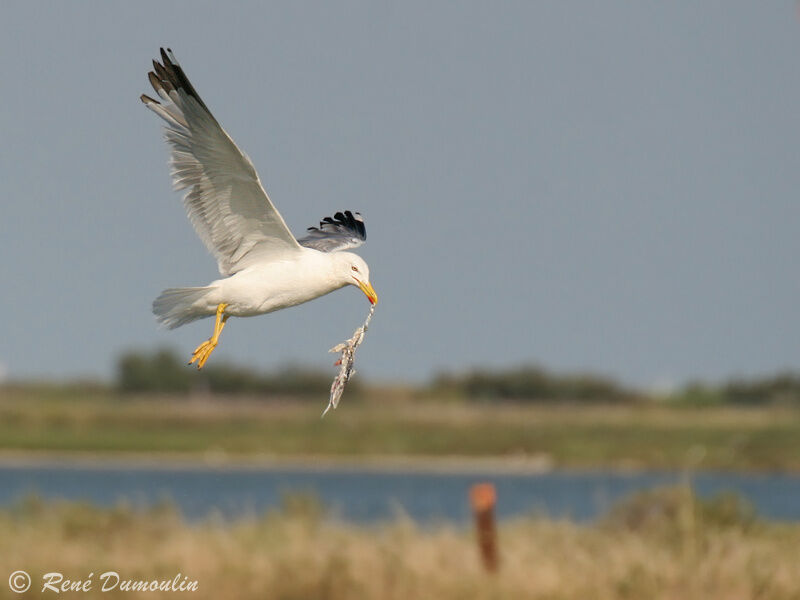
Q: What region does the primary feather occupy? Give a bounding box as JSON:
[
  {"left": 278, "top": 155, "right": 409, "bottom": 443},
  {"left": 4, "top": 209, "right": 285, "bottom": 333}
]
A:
[{"left": 141, "top": 48, "right": 301, "bottom": 276}]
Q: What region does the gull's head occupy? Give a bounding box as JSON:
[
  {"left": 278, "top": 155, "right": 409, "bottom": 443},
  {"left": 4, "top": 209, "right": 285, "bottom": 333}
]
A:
[{"left": 334, "top": 252, "right": 378, "bottom": 305}]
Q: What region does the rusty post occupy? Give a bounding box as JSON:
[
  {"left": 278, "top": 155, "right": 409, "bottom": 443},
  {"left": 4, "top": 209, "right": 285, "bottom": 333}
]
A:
[{"left": 470, "top": 482, "right": 499, "bottom": 573}]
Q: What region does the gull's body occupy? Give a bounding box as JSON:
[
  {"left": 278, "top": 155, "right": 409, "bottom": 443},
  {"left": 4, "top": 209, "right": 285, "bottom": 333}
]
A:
[
  {"left": 158, "top": 250, "right": 364, "bottom": 323},
  {"left": 142, "top": 48, "right": 377, "bottom": 367}
]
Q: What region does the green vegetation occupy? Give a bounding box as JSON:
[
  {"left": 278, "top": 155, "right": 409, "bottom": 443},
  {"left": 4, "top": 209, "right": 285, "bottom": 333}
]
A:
[
  {"left": 1, "top": 350, "right": 799, "bottom": 470},
  {"left": 117, "top": 348, "right": 355, "bottom": 396},
  {"left": 113, "top": 348, "right": 800, "bottom": 406},
  {"left": 1, "top": 387, "right": 799, "bottom": 471},
  {"left": 432, "top": 365, "right": 632, "bottom": 402},
  {"left": 1, "top": 487, "right": 798, "bottom": 600},
  {"left": 673, "top": 373, "right": 800, "bottom": 406}
]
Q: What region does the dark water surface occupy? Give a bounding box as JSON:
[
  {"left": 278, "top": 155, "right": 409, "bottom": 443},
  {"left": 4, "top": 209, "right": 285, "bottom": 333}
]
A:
[{"left": 1, "top": 462, "right": 799, "bottom": 523}]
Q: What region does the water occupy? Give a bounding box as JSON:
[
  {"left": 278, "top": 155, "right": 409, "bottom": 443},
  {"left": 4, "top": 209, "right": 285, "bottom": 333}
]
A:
[{"left": 1, "top": 462, "right": 799, "bottom": 523}]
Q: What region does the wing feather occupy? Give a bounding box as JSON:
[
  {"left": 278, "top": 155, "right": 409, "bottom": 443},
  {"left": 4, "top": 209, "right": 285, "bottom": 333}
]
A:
[
  {"left": 141, "top": 48, "right": 301, "bottom": 276},
  {"left": 297, "top": 211, "right": 367, "bottom": 252}
]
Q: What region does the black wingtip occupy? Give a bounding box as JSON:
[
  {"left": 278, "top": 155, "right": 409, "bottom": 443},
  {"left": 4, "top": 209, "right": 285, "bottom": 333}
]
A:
[
  {"left": 149, "top": 47, "right": 212, "bottom": 114},
  {"left": 308, "top": 210, "right": 366, "bottom": 240},
  {"left": 152, "top": 59, "right": 168, "bottom": 80}
]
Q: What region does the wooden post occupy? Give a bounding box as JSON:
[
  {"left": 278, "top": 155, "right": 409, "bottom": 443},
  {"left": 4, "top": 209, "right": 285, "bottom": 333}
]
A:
[{"left": 470, "top": 483, "right": 499, "bottom": 573}]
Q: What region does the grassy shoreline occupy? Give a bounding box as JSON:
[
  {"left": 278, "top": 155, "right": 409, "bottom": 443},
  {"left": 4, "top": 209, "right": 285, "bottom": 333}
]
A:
[
  {"left": 0, "top": 450, "right": 561, "bottom": 475},
  {"left": 1, "top": 488, "right": 798, "bottom": 600},
  {"left": 3, "top": 390, "right": 799, "bottom": 599},
  {"left": 1, "top": 389, "right": 799, "bottom": 471}
]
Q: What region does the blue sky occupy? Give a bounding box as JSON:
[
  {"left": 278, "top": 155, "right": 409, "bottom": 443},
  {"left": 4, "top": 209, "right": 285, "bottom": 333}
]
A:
[{"left": 1, "top": 2, "right": 798, "bottom": 388}]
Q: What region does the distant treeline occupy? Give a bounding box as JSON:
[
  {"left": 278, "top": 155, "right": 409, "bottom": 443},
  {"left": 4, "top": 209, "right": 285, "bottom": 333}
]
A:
[
  {"left": 434, "top": 368, "right": 800, "bottom": 405},
  {"left": 431, "top": 366, "right": 633, "bottom": 402},
  {"left": 117, "top": 348, "right": 350, "bottom": 397},
  {"left": 115, "top": 348, "right": 800, "bottom": 405},
  {"left": 677, "top": 373, "right": 800, "bottom": 406}
]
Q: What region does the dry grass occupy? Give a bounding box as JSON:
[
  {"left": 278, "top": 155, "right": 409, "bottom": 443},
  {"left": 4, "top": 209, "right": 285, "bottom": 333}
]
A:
[{"left": 1, "top": 489, "right": 799, "bottom": 600}]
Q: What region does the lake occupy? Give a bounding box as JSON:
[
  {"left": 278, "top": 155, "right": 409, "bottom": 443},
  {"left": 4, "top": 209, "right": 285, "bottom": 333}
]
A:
[{"left": 1, "top": 460, "right": 799, "bottom": 523}]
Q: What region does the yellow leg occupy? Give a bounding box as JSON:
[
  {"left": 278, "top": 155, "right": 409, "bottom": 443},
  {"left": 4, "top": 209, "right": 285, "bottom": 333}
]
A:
[{"left": 189, "top": 303, "right": 229, "bottom": 369}]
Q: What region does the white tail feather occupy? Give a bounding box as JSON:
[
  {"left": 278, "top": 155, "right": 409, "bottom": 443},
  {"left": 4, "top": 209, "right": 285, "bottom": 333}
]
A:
[{"left": 152, "top": 287, "right": 212, "bottom": 329}]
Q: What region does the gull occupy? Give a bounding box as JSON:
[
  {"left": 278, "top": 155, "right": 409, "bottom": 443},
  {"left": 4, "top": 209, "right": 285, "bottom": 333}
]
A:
[{"left": 141, "top": 48, "right": 378, "bottom": 369}]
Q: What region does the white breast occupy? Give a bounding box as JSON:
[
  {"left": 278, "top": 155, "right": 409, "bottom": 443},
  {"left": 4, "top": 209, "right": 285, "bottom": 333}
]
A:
[{"left": 210, "top": 250, "right": 344, "bottom": 317}]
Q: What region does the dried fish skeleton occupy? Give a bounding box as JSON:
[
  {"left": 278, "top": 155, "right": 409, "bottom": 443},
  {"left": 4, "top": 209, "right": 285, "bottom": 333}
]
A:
[{"left": 322, "top": 304, "right": 376, "bottom": 417}]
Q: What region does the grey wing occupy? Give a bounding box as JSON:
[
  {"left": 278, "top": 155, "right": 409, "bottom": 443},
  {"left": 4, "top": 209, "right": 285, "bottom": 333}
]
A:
[
  {"left": 297, "top": 211, "right": 366, "bottom": 252},
  {"left": 141, "top": 48, "right": 302, "bottom": 276}
]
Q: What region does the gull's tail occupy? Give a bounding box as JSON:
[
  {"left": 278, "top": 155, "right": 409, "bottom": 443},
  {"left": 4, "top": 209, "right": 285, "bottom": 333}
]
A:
[{"left": 152, "top": 286, "right": 213, "bottom": 329}]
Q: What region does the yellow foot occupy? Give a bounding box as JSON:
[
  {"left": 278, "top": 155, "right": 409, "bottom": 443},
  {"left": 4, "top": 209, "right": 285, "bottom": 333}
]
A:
[
  {"left": 189, "top": 338, "right": 217, "bottom": 369},
  {"left": 188, "top": 303, "right": 229, "bottom": 370}
]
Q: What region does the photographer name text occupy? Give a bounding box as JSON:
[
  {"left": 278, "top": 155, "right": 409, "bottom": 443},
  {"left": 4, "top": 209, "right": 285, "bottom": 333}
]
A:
[{"left": 32, "top": 571, "right": 197, "bottom": 594}]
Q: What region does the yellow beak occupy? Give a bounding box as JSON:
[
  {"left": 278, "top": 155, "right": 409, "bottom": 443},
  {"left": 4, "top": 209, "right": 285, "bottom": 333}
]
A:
[{"left": 356, "top": 279, "right": 378, "bottom": 305}]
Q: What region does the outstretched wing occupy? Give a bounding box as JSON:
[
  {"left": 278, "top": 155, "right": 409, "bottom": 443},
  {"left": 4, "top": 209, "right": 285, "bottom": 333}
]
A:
[
  {"left": 297, "top": 210, "right": 366, "bottom": 252},
  {"left": 141, "top": 48, "right": 302, "bottom": 276}
]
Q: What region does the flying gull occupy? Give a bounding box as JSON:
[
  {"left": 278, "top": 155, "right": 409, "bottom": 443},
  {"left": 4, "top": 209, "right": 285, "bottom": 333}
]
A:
[{"left": 141, "top": 48, "right": 378, "bottom": 369}]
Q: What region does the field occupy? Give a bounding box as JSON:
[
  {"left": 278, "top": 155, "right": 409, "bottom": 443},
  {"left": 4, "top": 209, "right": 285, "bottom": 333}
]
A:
[
  {"left": 1, "top": 387, "right": 800, "bottom": 471},
  {"left": 3, "top": 388, "right": 800, "bottom": 599},
  {"left": 2, "top": 487, "right": 799, "bottom": 600}
]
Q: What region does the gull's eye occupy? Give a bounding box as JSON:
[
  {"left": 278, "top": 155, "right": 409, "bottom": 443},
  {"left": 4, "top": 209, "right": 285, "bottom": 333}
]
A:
[{"left": 351, "top": 265, "right": 359, "bottom": 272}]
